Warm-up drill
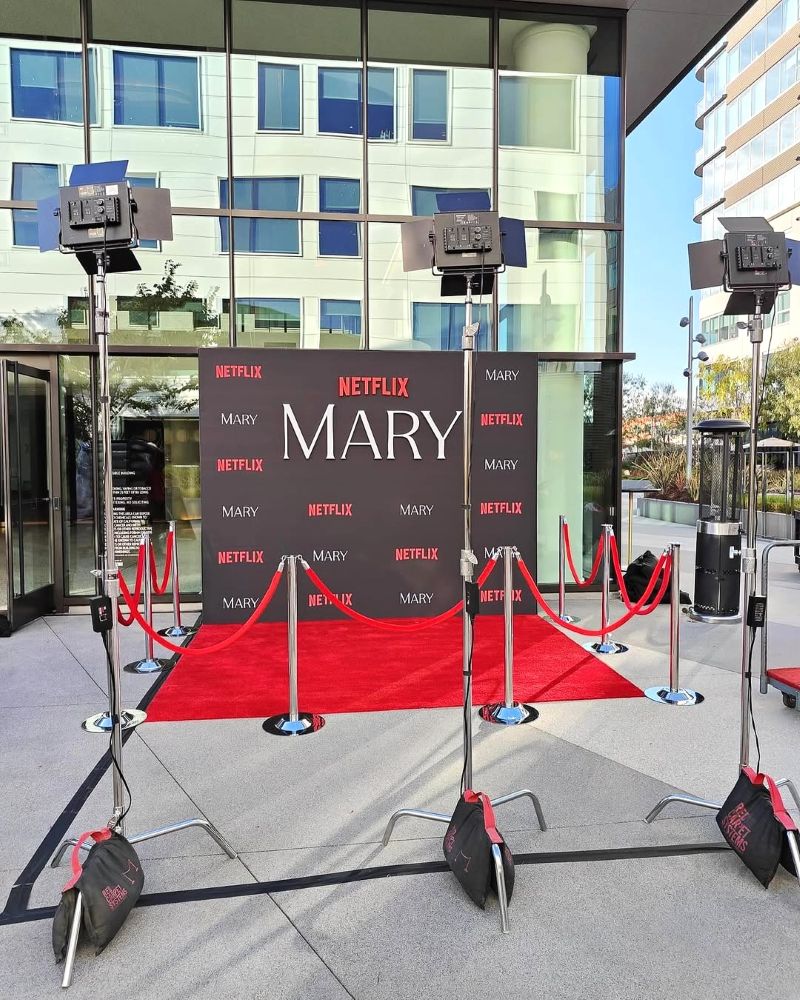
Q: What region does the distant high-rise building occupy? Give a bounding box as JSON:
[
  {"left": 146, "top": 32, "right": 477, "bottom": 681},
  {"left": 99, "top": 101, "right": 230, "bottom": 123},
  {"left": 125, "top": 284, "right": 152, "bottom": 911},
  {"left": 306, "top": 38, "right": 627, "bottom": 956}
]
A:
[{"left": 695, "top": 0, "right": 800, "bottom": 362}]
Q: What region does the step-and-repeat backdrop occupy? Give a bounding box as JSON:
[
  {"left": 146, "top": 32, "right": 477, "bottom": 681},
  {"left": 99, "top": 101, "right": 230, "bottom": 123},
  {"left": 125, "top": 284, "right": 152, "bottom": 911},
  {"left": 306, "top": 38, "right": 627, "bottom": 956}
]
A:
[{"left": 199, "top": 349, "right": 537, "bottom": 622}]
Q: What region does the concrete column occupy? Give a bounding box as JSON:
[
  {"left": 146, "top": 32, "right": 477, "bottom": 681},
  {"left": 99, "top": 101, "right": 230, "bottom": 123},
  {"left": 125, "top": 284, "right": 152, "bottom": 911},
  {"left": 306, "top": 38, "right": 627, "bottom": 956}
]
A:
[{"left": 511, "top": 22, "right": 592, "bottom": 74}]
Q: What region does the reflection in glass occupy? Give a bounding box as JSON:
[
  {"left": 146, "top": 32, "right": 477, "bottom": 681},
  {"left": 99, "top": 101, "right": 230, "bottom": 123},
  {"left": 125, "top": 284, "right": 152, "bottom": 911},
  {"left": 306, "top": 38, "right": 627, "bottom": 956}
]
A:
[
  {"left": 60, "top": 356, "right": 96, "bottom": 596},
  {"left": 498, "top": 16, "right": 621, "bottom": 223},
  {"left": 90, "top": 45, "right": 227, "bottom": 208},
  {"left": 235, "top": 221, "right": 362, "bottom": 348},
  {"left": 11, "top": 163, "right": 59, "bottom": 248},
  {"left": 11, "top": 48, "right": 90, "bottom": 122},
  {"left": 499, "top": 229, "right": 618, "bottom": 352},
  {"left": 368, "top": 222, "right": 490, "bottom": 350},
  {"left": 222, "top": 178, "right": 300, "bottom": 254},
  {"left": 1, "top": 212, "right": 92, "bottom": 344},
  {"left": 537, "top": 361, "right": 617, "bottom": 582},
  {"left": 104, "top": 216, "right": 228, "bottom": 347},
  {"left": 60, "top": 355, "right": 201, "bottom": 595}
]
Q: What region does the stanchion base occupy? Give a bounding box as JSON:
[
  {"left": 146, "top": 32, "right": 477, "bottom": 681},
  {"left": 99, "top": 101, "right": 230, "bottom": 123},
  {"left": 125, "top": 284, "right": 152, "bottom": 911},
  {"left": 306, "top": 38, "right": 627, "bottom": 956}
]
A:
[
  {"left": 644, "top": 686, "right": 704, "bottom": 707},
  {"left": 684, "top": 607, "right": 742, "bottom": 625},
  {"left": 157, "top": 624, "right": 198, "bottom": 638},
  {"left": 82, "top": 709, "right": 147, "bottom": 733},
  {"left": 124, "top": 657, "right": 172, "bottom": 674},
  {"left": 262, "top": 713, "right": 325, "bottom": 736},
  {"left": 558, "top": 613, "right": 581, "bottom": 624},
  {"left": 479, "top": 702, "right": 539, "bottom": 726},
  {"left": 584, "top": 640, "right": 628, "bottom": 655}
]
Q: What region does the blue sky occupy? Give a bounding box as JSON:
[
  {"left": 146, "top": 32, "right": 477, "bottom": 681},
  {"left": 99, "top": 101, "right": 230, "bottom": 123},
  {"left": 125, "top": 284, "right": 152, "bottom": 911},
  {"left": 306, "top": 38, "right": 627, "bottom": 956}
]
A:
[{"left": 623, "top": 71, "right": 703, "bottom": 385}]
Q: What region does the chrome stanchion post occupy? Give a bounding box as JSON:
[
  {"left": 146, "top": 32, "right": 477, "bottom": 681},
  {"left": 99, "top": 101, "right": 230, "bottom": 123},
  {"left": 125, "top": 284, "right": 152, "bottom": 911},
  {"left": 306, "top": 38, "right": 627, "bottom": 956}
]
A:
[
  {"left": 645, "top": 544, "right": 703, "bottom": 706},
  {"left": 382, "top": 276, "right": 547, "bottom": 925},
  {"left": 263, "top": 555, "right": 326, "bottom": 736},
  {"left": 125, "top": 530, "right": 170, "bottom": 674},
  {"left": 60, "top": 891, "right": 83, "bottom": 988},
  {"left": 158, "top": 521, "right": 196, "bottom": 639},
  {"left": 558, "top": 515, "right": 580, "bottom": 624},
  {"left": 585, "top": 524, "right": 627, "bottom": 655},
  {"left": 480, "top": 546, "right": 538, "bottom": 726}
]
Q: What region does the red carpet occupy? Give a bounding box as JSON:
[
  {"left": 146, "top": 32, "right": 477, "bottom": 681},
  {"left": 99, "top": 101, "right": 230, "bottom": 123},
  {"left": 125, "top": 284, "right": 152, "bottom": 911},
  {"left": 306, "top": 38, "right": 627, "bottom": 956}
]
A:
[{"left": 145, "top": 615, "right": 641, "bottom": 722}]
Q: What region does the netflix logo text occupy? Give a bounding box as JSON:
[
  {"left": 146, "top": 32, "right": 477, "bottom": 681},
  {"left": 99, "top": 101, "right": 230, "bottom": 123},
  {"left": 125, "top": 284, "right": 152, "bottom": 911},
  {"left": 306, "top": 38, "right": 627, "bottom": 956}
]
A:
[
  {"left": 481, "top": 588, "right": 523, "bottom": 603},
  {"left": 480, "top": 413, "right": 523, "bottom": 427},
  {"left": 480, "top": 501, "right": 523, "bottom": 515},
  {"left": 215, "top": 364, "right": 262, "bottom": 379},
  {"left": 217, "top": 550, "right": 264, "bottom": 564},
  {"left": 308, "top": 503, "right": 353, "bottom": 517},
  {"left": 338, "top": 376, "right": 409, "bottom": 398},
  {"left": 309, "top": 592, "right": 353, "bottom": 607},
  {"left": 216, "top": 458, "right": 264, "bottom": 472},
  {"left": 395, "top": 547, "right": 438, "bottom": 560}
]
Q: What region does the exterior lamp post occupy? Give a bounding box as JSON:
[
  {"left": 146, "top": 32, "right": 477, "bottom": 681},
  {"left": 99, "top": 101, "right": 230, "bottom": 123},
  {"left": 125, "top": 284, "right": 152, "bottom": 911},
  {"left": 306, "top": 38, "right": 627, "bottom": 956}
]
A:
[{"left": 680, "top": 297, "right": 709, "bottom": 482}]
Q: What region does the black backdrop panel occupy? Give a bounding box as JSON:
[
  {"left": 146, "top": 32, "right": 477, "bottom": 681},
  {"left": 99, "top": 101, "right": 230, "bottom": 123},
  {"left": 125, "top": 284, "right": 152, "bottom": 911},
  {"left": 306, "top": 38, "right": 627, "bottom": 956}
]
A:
[{"left": 199, "top": 349, "right": 537, "bottom": 622}]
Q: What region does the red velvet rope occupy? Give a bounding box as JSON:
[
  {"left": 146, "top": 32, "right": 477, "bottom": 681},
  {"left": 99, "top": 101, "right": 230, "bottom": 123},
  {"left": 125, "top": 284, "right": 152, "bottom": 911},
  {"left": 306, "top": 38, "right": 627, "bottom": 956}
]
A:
[
  {"left": 563, "top": 521, "right": 604, "bottom": 588},
  {"left": 117, "top": 545, "right": 146, "bottom": 626},
  {"left": 118, "top": 563, "right": 284, "bottom": 656},
  {"left": 302, "top": 557, "right": 499, "bottom": 632},
  {"left": 516, "top": 552, "right": 671, "bottom": 638},
  {"left": 609, "top": 535, "right": 671, "bottom": 614},
  {"left": 150, "top": 530, "right": 174, "bottom": 595}
]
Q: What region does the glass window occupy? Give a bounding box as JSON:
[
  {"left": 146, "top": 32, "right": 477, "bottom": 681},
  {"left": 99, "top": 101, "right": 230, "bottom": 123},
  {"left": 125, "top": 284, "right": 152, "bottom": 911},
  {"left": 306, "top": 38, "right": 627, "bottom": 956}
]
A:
[
  {"left": 410, "top": 186, "right": 491, "bottom": 216},
  {"left": 258, "top": 63, "right": 301, "bottom": 130},
  {"left": 220, "top": 177, "right": 300, "bottom": 254},
  {"left": 412, "top": 69, "right": 448, "bottom": 141},
  {"left": 318, "top": 67, "right": 360, "bottom": 135},
  {"left": 233, "top": 0, "right": 360, "bottom": 60},
  {"left": 499, "top": 76, "right": 574, "bottom": 149},
  {"left": 233, "top": 297, "right": 301, "bottom": 345},
  {"left": 537, "top": 361, "right": 617, "bottom": 583},
  {"left": 320, "top": 299, "right": 362, "bottom": 346},
  {"left": 11, "top": 163, "right": 59, "bottom": 247},
  {"left": 498, "top": 16, "right": 621, "bottom": 224},
  {"left": 4, "top": 0, "right": 81, "bottom": 38},
  {"left": 499, "top": 229, "right": 618, "bottom": 351},
  {"left": 10, "top": 48, "right": 89, "bottom": 123},
  {"left": 317, "top": 67, "right": 395, "bottom": 138},
  {"left": 538, "top": 229, "right": 580, "bottom": 261},
  {"left": 412, "top": 302, "right": 490, "bottom": 351},
  {"left": 776, "top": 290, "right": 791, "bottom": 324},
  {"left": 368, "top": 8, "right": 491, "bottom": 68},
  {"left": 103, "top": 216, "right": 228, "bottom": 346},
  {"left": 319, "top": 178, "right": 360, "bottom": 257},
  {"left": 113, "top": 51, "right": 200, "bottom": 128}
]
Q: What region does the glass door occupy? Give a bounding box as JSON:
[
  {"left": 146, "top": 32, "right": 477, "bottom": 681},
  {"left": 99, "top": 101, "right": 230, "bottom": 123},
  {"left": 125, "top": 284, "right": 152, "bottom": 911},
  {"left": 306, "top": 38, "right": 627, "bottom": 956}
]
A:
[{"left": 0, "top": 360, "right": 60, "bottom": 631}]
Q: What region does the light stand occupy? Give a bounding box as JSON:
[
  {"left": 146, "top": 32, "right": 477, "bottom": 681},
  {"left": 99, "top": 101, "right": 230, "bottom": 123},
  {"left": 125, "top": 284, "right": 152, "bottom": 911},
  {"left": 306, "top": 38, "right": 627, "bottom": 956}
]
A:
[
  {"left": 646, "top": 294, "right": 800, "bottom": 823},
  {"left": 382, "top": 274, "right": 547, "bottom": 926},
  {"left": 57, "top": 249, "right": 239, "bottom": 857}
]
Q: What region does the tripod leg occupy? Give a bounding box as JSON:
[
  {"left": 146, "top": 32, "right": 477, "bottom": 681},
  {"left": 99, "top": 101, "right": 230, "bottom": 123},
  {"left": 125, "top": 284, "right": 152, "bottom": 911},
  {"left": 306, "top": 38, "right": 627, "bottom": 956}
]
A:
[
  {"left": 128, "top": 818, "right": 237, "bottom": 858},
  {"left": 51, "top": 839, "right": 87, "bottom": 869},
  {"left": 786, "top": 830, "right": 800, "bottom": 883},
  {"left": 382, "top": 809, "right": 450, "bottom": 847},
  {"left": 491, "top": 844, "right": 510, "bottom": 934},
  {"left": 61, "top": 891, "right": 83, "bottom": 989},
  {"left": 490, "top": 789, "right": 547, "bottom": 832},
  {"left": 776, "top": 778, "right": 800, "bottom": 814},
  {"left": 645, "top": 793, "right": 721, "bottom": 824}
]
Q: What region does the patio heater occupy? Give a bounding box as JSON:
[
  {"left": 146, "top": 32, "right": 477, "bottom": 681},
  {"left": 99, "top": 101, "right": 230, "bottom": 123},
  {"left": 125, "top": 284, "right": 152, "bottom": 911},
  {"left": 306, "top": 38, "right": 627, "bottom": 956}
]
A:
[{"left": 688, "top": 418, "right": 748, "bottom": 623}]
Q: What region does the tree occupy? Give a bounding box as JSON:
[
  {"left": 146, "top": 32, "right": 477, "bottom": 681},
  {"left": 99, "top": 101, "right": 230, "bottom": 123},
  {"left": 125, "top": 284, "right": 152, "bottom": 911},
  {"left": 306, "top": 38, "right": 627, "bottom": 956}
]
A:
[
  {"left": 699, "top": 339, "right": 800, "bottom": 437},
  {"left": 120, "top": 259, "right": 220, "bottom": 344},
  {"left": 623, "top": 372, "right": 684, "bottom": 450}
]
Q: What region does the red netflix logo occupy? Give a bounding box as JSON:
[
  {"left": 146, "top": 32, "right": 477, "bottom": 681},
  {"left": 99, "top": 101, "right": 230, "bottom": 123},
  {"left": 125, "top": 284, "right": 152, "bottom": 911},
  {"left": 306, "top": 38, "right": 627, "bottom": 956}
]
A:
[
  {"left": 480, "top": 501, "right": 523, "bottom": 515},
  {"left": 216, "top": 458, "right": 264, "bottom": 472},
  {"left": 215, "top": 364, "right": 262, "bottom": 379},
  {"left": 338, "top": 376, "right": 409, "bottom": 397},
  {"left": 481, "top": 588, "right": 523, "bottom": 602},
  {"left": 308, "top": 503, "right": 353, "bottom": 517},
  {"left": 309, "top": 593, "right": 353, "bottom": 607},
  {"left": 480, "top": 413, "right": 523, "bottom": 427},
  {"left": 395, "top": 547, "right": 438, "bottom": 560},
  {"left": 218, "top": 550, "right": 264, "bottom": 564}
]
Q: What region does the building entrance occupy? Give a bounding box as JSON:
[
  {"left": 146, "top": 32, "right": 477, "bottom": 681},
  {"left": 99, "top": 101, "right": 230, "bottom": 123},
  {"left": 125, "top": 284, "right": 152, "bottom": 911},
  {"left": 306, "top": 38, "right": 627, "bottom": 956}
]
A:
[{"left": 0, "top": 357, "right": 63, "bottom": 632}]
